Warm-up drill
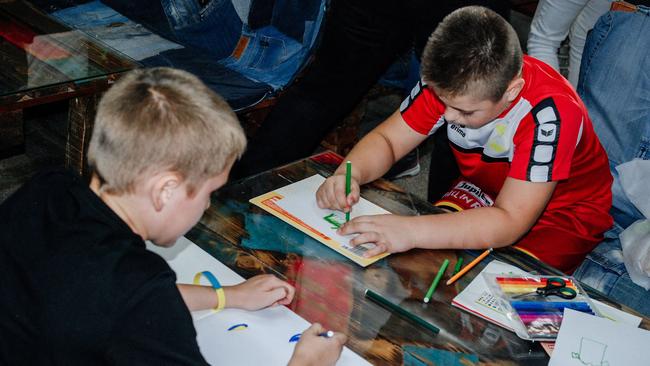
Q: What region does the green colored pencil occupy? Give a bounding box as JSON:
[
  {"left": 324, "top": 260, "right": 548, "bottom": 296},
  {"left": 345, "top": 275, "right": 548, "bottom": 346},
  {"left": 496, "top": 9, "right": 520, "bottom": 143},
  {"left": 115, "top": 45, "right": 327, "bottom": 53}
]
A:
[
  {"left": 345, "top": 161, "right": 352, "bottom": 222},
  {"left": 423, "top": 259, "right": 449, "bottom": 303},
  {"left": 365, "top": 289, "right": 440, "bottom": 334},
  {"left": 453, "top": 257, "right": 464, "bottom": 275}
]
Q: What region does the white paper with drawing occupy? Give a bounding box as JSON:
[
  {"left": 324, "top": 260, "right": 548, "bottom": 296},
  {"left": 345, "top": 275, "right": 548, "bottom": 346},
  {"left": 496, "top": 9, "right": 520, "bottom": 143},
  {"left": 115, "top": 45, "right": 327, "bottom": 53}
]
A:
[
  {"left": 549, "top": 308, "right": 650, "bottom": 366},
  {"left": 249, "top": 174, "right": 391, "bottom": 266},
  {"left": 146, "top": 236, "right": 370, "bottom": 366}
]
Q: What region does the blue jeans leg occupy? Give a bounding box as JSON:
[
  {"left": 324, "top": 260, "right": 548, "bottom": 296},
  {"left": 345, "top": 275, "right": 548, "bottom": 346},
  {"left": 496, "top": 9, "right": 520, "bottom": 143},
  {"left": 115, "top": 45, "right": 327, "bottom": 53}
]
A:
[
  {"left": 577, "top": 6, "right": 650, "bottom": 228},
  {"left": 574, "top": 226, "right": 650, "bottom": 317},
  {"left": 573, "top": 5, "right": 650, "bottom": 318}
]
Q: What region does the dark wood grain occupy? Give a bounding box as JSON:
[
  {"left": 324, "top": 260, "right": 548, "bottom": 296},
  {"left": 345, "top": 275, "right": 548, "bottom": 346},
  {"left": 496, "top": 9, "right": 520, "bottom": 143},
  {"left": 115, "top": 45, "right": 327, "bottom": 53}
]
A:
[{"left": 65, "top": 94, "right": 99, "bottom": 176}]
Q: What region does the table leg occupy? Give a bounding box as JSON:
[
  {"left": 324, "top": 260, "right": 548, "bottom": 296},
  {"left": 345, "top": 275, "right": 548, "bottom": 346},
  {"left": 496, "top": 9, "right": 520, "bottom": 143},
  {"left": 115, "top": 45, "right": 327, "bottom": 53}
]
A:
[
  {"left": 65, "top": 95, "right": 99, "bottom": 177},
  {"left": 0, "top": 110, "right": 25, "bottom": 160}
]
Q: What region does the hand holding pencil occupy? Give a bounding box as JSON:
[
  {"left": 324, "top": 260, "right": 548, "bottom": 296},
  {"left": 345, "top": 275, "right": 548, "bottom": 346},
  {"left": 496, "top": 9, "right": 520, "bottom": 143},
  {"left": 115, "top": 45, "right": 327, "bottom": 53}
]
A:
[
  {"left": 315, "top": 161, "right": 361, "bottom": 214},
  {"left": 289, "top": 323, "right": 346, "bottom": 366}
]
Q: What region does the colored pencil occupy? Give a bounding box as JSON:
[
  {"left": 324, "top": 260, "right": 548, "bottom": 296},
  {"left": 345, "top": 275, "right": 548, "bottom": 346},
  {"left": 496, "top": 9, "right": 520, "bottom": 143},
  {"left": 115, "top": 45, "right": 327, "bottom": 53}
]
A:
[
  {"left": 496, "top": 277, "right": 576, "bottom": 287},
  {"left": 423, "top": 259, "right": 449, "bottom": 303},
  {"left": 453, "top": 257, "right": 464, "bottom": 275},
  {"left": 510, "top": 301, "right": 593, "bottom": 313},
  {"left": 365, "top": 289, "right": 440, "bottom": 334},
  {"left": 499, "top": 283, "right": 577, "bottom": 290},
  {"left": 519, "top": 314, "right": 563, "bottom": 322},
  {"left": 345, "top": 161, "right": 352, "bottom": 222},
  {"left": 446, "top": 248, "right": 492, "bottom": 285}
]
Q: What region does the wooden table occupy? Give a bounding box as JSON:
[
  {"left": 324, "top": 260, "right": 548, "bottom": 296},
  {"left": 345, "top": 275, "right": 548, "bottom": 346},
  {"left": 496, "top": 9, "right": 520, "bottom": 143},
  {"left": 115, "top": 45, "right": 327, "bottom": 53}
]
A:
[
  {"left": 186, "top": 151, "right": 649, "bottom": 365},
  {"left": 0, "top": 0, "right": 139, "bottom": 174}
]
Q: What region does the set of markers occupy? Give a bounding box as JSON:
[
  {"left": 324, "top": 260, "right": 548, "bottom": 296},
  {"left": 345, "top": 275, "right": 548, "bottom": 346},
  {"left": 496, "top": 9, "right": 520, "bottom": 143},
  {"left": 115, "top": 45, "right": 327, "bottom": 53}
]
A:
[{"left": 486, "top": 274, "right": 600, "bottom": 341}]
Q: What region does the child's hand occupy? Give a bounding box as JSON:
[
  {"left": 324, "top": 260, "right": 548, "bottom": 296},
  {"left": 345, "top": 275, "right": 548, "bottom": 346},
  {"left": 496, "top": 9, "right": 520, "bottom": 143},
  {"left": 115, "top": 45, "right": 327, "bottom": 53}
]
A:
[
  {"left": 224, "top": 274, "right": 295, "bottom": 311},
  {"left": 338, "top": 214, "right": 416, "bottom": 257},
  {"left": 288, "top": 323, "right": 347, "bottom": 366},
  {"left": 316, "top": 174, "right": 360, "bottom": 213}
]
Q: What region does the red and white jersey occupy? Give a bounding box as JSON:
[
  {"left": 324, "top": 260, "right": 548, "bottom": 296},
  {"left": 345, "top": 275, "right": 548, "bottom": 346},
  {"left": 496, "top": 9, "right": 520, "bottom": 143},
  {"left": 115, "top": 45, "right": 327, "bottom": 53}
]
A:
[{"left": 401, "top": 56, "right": 613, "bottom": 268}]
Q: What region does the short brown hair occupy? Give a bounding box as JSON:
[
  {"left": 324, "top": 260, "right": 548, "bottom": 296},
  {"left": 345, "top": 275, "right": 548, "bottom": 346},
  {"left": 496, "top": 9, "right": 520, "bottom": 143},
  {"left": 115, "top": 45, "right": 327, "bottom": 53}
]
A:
[
  {"left": 88, "top": 67, "right": 246, "bottom": 195},
  {"left": 420, "top": 6, "right": 522, "bottom": 102}
]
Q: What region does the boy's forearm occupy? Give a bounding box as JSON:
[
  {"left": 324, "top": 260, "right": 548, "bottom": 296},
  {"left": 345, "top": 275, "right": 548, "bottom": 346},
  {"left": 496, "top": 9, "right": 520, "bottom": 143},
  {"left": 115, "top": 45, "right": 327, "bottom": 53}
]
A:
[
  {"left": 177, "top": 284, "right": 220, "bottom": 311},
  {"left": 411, "top": 207, "right": 529, "bottom": 250}
]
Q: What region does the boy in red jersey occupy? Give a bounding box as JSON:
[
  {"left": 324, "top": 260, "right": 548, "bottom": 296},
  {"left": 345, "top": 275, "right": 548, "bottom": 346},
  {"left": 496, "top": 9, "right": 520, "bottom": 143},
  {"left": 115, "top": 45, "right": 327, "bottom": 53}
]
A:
[{"left": 316, "top": 6, "right": 612, "bottom": 273}]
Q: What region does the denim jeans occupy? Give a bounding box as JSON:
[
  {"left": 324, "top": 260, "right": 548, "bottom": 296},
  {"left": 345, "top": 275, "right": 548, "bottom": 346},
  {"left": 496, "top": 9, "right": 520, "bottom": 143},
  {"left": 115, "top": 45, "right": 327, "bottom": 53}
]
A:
[
  {"left": 156, "top": 0, "right": 325, "bottom": 90},
  {"left": 573, "top": 225, "right": 650, "bottom": 317},
  {"left": 573, "top": 4, "right": 650, "bottom": 317}
]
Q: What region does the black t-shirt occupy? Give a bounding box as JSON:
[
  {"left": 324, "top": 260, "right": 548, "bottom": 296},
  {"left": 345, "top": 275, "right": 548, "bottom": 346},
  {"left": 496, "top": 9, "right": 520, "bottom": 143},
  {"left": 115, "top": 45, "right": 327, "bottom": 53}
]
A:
[{"left": 0, "top": 169, "right": 208, "bottom": 365}]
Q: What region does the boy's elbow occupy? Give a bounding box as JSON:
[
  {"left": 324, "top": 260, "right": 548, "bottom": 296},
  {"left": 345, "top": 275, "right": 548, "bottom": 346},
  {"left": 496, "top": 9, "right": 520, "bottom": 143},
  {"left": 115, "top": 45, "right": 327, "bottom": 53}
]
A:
[
  {"left": 486, "top": 207, "right": 533, "bottom": 248},
  {"left": 374, "top": 130, "right": 399, "bottom": 165}
]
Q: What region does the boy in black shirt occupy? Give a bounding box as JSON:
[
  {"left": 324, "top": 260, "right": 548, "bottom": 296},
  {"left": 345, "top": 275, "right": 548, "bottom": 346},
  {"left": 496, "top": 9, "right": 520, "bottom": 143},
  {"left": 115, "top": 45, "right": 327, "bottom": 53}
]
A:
[{"left": 0, "top": 67, "right": 345, "bottom": 365}]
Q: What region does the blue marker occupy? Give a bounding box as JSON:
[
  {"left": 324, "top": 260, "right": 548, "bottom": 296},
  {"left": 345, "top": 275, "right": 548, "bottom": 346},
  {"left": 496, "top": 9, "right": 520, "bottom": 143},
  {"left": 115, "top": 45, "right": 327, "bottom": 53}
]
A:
[
  {"left": 511, "top": 301, "right": 593, "bottom": 313},
  {"left": 289, "top": 331, "right": 334, "bottom": 343},
  {"left": 319, "top": 330, "right": 335, "bottom": 338}
]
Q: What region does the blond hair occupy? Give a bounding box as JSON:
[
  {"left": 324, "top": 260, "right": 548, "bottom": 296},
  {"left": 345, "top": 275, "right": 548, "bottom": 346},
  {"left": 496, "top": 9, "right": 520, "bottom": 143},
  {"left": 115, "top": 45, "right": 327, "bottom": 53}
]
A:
[
  {"left": 88, "top": 67, "right": 246, "bottom": 195},
  {"left": 421, "top": 6, "right": 522, "bottom": 102}
]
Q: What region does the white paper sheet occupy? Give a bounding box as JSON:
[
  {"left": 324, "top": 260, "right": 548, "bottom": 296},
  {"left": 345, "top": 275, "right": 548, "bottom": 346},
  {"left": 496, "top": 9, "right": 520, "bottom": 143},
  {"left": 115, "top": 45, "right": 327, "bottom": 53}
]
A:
[
  {"left": 275, "top": 175, "right": 390, "bottom": 256},
  {"left": 146, "top": 237, "right": 370, "bottom": 366},
  {"left": 549, "top": 308, "right": 650, "bottom": 366},
  {"left": 250, "top": 174, "right": 391, "bottom": 266}
]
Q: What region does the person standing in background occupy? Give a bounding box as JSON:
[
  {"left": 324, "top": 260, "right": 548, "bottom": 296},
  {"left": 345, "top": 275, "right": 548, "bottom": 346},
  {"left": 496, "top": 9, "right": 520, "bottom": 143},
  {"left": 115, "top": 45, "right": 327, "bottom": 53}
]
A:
[
  {"left": 527, "top": 0, "right": 613, "bottom": 87},
  {"left": 572, "top": 0, "right": 650, "bottom": 317}
]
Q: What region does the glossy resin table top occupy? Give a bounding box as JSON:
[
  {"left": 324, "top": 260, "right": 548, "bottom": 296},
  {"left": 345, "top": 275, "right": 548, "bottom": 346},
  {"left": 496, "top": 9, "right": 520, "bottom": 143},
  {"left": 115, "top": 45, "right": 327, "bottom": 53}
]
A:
[
  {"left": 0, "top": 0, "right": 138, "bottom": 109},
  {"left": 186, "top": 152, "right": 649, "bottom": 365}
]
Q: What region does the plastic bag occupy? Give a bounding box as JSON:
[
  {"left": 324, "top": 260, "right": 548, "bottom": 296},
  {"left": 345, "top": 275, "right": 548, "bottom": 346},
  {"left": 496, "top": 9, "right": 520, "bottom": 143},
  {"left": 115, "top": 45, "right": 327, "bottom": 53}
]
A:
[
  {"left": 620, "top": 219, "right": 650, "bottom": 290},
  {"left": 616, "top": 159, "right": 650, "bottom": 289},
  {"left": 485, "top": 274, "right": 600, "bottom": 341}
]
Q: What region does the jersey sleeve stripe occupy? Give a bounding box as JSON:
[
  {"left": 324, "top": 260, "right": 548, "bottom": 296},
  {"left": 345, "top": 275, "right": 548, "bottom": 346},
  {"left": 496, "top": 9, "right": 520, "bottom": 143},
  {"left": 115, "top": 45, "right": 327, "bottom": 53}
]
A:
[
  {"left": 527, "top": 97, "right": 561, "bottom": 182},
  {"left": 399, "top": 80, "right": 424, "bottom": 114}
]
